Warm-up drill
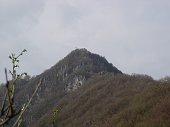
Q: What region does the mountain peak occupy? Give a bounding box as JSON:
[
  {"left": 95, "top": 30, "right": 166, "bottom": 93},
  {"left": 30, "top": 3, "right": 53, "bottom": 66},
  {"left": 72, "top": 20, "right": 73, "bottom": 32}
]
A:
[
  {"left": 29, "top": 48, "right": 122, "bottom": 93},
  {"left": 12, "top": 48, "right": 123, "bottom": 126},
  {"left": 72, "top": 48, "right": 89, "bottom": 53},
  {"left": 66, "top": 48, "right": 90, "bottom": 58},
  {"left": 51, "top": 48, "right": 122, "bottom": 91}
]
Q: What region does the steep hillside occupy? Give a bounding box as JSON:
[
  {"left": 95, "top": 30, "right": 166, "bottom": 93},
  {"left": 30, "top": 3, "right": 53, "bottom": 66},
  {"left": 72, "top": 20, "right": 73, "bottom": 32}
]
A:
[
  {"left": 33, "top": 74, "right": 170, "bottom": 127},
  {"left": 1, "top": 48, "right": 170, "bottom": 127},
  {"left": 13, "top": 48, "right": 122, "bottom": 126}
]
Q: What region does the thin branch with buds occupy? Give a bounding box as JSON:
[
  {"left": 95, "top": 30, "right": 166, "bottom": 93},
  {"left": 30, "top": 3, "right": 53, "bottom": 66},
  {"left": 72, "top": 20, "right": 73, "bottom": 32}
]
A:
[{"left": 0, "top": 50, "right": 42, "bottom": 127}]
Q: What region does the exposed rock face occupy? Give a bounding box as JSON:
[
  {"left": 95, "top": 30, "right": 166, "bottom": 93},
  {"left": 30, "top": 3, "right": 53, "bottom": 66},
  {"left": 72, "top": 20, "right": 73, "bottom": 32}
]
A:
[{"left": 66, "top": 75, "right": 86, "bottom": 92}]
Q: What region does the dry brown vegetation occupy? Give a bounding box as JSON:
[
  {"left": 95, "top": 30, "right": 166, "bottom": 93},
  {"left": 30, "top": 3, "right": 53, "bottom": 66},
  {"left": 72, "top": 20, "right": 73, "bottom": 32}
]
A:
[{"left": 31, "top": 73, "right": 170, "bottom": 127}]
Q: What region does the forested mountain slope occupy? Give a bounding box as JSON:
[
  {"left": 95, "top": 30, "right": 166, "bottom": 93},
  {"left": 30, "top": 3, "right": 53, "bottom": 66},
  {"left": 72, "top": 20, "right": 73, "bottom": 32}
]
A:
[
  {"left": 33, "top": 74, "right": 170, "bottom": 127},
  {"left": 1, "top": 48, "right": 169, "bottom": 127},
  {"left": 13, "top": 48, "right": 122, "bottom": 126}
]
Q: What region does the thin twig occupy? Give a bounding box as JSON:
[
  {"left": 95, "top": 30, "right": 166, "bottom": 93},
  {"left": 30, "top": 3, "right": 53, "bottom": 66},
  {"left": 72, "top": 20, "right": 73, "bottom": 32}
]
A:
[
  {"left": 12, "top": 79, "right": 42, "bottom": 127},
  {"left": 0, "top": 93, "right": 7, "bottom": 116},
  {"left": 5, "top": 68, "right": 14, "bottom": 118}
]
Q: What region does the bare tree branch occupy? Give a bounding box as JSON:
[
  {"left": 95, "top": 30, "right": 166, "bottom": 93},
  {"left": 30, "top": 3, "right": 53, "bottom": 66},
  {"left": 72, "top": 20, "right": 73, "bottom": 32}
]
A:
[{"left": 12, "top": 79, "right": 42, "bottom": 127}]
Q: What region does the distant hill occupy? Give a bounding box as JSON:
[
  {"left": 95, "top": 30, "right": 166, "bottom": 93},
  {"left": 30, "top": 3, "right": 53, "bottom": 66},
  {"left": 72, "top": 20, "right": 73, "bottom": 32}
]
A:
[
  {"left": 2, "top": 48, "right": 170, "bottom": 127},
  {"left": 13, "top": 48, "right": 122, "bottom": 126}
]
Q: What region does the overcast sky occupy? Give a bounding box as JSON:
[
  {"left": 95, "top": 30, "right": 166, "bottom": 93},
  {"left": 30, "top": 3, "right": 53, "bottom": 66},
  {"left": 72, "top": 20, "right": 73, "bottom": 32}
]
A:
[{"left": 0, "top": 0, "right": 170, "bottom": 82}]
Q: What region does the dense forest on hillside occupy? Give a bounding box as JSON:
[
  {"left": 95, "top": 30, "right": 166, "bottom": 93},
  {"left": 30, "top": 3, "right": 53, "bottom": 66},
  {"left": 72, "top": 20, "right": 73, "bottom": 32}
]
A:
[{"left": 31, "top": 73, "right": 170, "bottom": 127}]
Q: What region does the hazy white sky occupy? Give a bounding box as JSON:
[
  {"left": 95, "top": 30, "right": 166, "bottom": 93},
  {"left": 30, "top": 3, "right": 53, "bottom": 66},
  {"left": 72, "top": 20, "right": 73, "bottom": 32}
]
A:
[{"left": 1, "top": 0, "right": 170, "bottom": 82}]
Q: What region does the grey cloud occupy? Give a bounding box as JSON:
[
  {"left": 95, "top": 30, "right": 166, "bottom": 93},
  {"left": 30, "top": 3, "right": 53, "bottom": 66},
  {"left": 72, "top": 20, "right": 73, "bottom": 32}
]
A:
[
  {"left": 1, "top": 0, "right": 170, "bottom": 82},
  {"left": 0, "top": 0, "right": 45, "bottom": 39}
]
